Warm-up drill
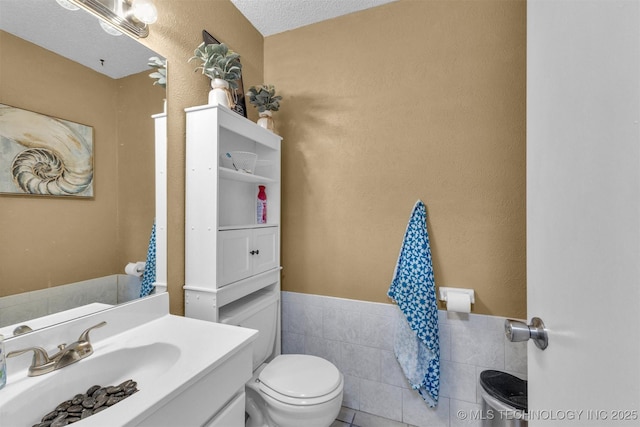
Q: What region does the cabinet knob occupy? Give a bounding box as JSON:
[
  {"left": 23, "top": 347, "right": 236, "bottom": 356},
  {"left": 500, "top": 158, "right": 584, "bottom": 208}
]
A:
[{"left": 249, "top": 250, "right": 260, "bottom": 255}]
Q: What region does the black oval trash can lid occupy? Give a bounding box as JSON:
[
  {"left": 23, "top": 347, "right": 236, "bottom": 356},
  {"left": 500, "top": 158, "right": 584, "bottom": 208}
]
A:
[{"left": 480, "top": 370, "right": 528, "bottom": 412}]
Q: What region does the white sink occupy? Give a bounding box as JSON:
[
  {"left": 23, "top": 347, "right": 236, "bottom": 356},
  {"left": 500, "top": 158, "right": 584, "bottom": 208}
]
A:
[
  {"left": 1, "top": 342, "right": 181, "bottom": 426},
  {"left": 0, "top": 293, "right": 258, "bottom": 426}
]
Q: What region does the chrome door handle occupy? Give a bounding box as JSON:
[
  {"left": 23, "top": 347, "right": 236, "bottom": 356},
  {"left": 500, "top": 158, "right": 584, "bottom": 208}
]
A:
[{"left": 505, "top": 317, "right": 548, "bottom": 350}]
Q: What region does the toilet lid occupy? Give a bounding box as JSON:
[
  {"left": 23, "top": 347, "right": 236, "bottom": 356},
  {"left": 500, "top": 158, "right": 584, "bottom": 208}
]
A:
[{"left": 259, "top": 355, "right": 341, "bottom": 399}]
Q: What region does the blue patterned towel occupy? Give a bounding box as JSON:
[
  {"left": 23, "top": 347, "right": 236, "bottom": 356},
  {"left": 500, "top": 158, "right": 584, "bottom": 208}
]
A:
[
  {"left": 387, "top": 200, "right": 440, "bottom": 407},
  {"left": 139, "top": 221, "right": 156, "bottom": 298}
]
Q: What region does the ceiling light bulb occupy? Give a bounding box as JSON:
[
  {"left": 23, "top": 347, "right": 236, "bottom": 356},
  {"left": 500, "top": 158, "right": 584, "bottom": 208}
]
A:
[
  {"left": 99, "top": 19, "right": 123, "bottom": 36},
  {"left": 56, "top": 0, "right": 80, "bottom": 11},
  {"left": 131, "top": 0, "right": 158, "bottom": 24}
]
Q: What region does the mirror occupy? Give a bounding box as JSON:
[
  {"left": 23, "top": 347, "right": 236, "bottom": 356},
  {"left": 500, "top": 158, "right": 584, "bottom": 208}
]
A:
[{"left": 0, "top": 0, "right": 166, "bottom": 338}]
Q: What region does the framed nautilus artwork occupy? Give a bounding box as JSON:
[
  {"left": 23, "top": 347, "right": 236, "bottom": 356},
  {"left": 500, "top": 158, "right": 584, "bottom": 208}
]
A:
[{"left": 0, "top": 104, "right": 94, "bottom": 198}]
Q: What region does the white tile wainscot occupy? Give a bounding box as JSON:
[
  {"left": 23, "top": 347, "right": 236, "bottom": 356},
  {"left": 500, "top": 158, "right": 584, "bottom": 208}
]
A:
[
  {"left": 0, "top": 275, "right": 141, "bottom": 332},
  {"left": 281, "top": 291, "right": 527, "bottom": 427}
]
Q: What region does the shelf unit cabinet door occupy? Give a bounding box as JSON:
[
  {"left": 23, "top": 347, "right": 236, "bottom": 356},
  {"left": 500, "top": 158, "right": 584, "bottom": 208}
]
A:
[
  {"left": 252, "top": 227, "right": 279, "bottom": 275},
  {"left": 218, "top": 229, "right": 252, "bottom": 287}
]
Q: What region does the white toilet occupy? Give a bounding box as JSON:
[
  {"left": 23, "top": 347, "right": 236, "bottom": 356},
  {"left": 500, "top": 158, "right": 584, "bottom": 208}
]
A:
[{"left": 220, "top": 289, "right": 344, "bottom": 427}]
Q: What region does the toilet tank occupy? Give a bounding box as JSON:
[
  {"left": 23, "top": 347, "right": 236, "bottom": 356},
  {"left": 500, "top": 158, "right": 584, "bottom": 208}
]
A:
[{"left": 219, "top": 289, "right": 278, "bottom": 370}]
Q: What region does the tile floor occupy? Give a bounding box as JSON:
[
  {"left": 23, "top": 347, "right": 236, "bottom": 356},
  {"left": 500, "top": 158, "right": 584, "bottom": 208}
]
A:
[{"left": 332, "top": 407, "right": 419, "bottom": 427}]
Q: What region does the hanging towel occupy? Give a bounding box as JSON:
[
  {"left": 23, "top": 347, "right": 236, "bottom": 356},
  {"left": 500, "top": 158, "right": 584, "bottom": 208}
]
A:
[
  {"left": 387, "top": 200, "right": 440, "bottom": 407},
  {"left": 139, "top": 221, "right": 156, "bottom": 298}
]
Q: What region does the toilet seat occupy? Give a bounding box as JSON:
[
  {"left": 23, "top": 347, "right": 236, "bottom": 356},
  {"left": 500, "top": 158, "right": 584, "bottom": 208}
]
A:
[{"left": 259, "top": 355, "right": 343, "bottom": 406}]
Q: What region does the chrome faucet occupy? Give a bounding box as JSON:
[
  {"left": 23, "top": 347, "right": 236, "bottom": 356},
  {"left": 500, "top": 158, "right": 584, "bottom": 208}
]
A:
[{"left": 7, "top": 321, "right": 106, "bottom": 377}]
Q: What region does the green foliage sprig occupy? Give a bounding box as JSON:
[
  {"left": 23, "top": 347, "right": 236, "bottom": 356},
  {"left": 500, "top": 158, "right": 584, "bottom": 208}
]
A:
[
  {"left": 148, "top": 56, "right": 167, "bottom": 88},
  {"left": 246, "top": 84, "right": 282, "bottom": 113},
  {"left": 189, "top": 43, "right": 242, "bottom": 89}
]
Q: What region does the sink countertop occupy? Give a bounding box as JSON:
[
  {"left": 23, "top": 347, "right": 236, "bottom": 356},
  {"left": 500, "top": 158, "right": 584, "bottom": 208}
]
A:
[
  {"left": 0, "top": 293, "right": 258, "bottom": 426},
  {"left": 93, "top": 315, "right": 256, "bottom": 426}
]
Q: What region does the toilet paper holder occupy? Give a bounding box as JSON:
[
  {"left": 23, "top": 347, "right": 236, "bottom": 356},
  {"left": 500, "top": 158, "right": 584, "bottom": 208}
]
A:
[
  {"left": 125, "top": 261, "right": 146, "bottom": 277},
  {"left": 438, "top": 287, "right": 475, "bottom": 304}
]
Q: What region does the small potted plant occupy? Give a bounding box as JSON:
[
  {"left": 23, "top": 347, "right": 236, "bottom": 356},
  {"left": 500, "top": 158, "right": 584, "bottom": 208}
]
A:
[
  {"left": 148, "top": 56, "right": 167, "bottom": 88},
  {"left": 246, "top": 84, "right": 282, "bottom": 131},
  {"left": 189, "top": 42, "right": 242, "bottom": 108},
  {"left": 148, "top": 56, "right": 167, "bottom": 111}
]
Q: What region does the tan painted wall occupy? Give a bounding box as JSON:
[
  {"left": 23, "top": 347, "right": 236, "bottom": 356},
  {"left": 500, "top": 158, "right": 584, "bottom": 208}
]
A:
[
  {"left": 141, "top": 0, "right": 265, "bottom": 315},
  {"left": 1, "top": 0, "right": 526, "bottom": 318},
  {"left": 264, "top": 0, "right": 527, "bottom": 318},
  {"left": 0, "top": 31, "right": 162, "bottom": 296},
  {"left": 139, "top": 0, "right": 528, "bottom": 318}
]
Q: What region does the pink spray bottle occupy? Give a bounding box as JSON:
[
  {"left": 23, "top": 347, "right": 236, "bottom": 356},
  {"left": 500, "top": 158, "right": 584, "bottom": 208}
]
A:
[{"left": 257, "top": 185, "right": 267, "bottom": 224}]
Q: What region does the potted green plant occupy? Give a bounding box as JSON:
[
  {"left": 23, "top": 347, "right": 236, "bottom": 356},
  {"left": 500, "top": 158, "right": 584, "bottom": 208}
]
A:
[
  {"left": 148, "top": 56, "right": 167, "bottom": 111},
  {"left": 148, "top": 56, "right": 167, "bottom": 88},
  {"left": 189, "top": 42, "right": 242, "bottom": 107},
  {"left": 246, "top": 84, "right": 282, "bottom": 131}
]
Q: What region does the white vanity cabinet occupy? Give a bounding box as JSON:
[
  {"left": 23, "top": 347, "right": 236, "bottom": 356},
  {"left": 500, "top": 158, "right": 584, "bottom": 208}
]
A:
[
  {"left": 0, "top": 293, "right": 258, "bottom": 427},
  {"left": 184, "top": 104, "right": 282, "bottom": 322}
]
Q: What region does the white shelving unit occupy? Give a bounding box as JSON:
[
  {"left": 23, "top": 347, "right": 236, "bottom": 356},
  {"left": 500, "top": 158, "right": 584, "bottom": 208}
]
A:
[
  {"left": 183, "top": 104, "right": 282, "bottom": 322},
  {"left": 152, "top": 111, "right": 167, "bottom": 293}
]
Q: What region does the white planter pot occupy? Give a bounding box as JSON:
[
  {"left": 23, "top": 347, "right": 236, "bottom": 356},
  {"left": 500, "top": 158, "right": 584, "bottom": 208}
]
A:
[
  {"left": 257, "top": 110, "right": 275, "bottom": 132},
  {"left": 209, "top": 78, "right": 232, "bottom": 107}
]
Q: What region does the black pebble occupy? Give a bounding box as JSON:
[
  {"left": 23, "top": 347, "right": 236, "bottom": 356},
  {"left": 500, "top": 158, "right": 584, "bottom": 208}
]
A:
[
  {"left": 94, "top": 394, "right": 108, "bottom": 409},
  {"left": 41, "top": 410, "right": 58, "bottom": 422},
  {"left": 81, "top": 397, "right": 95, "bottom": 408},
  {"left": 55, "top": 401, "right": 71, "bottom": 412},
  {"left": 86, "top": 385, "right": 101, "bottom": 396}
]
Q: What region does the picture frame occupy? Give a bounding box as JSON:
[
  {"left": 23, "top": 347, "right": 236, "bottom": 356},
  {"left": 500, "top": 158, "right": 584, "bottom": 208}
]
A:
[
  {"left": 0, "top": 103, "right": 94, "bottom": 198},
  {"left": 202, "top": 29, "right": 248, "bottom": 118}
]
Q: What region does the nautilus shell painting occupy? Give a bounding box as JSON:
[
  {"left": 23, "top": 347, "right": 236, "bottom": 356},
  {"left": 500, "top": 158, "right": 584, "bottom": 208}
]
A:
[{"left": 0, "top": 104, "right": 94, "bottom": 197}]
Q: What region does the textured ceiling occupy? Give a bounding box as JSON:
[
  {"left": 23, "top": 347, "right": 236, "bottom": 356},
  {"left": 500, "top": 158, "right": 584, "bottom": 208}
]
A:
[
  {"left": 230, "top": 0, "right": 399, "bottom": 36},
  {"left": 0, "top": 0, "right": 397, "bottom": 78}
]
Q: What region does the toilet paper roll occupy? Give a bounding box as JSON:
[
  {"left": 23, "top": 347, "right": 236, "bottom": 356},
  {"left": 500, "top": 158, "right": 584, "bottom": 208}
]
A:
[
  {"left": 125, "top": 262, "right": 145, "bottom": 277},
  {"left": 446, "top": 292, "right": 471, "bottom": 313}
]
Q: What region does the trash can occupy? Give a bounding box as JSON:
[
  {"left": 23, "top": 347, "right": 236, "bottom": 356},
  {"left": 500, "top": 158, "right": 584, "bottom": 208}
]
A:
[{"left": 479, "top": 370, "right": 528, "bottom": 427}]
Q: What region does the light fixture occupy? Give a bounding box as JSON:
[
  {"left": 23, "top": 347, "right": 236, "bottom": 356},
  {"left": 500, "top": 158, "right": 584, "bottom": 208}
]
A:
[
  {"left": 56, "top": 0, "right": 80, "bottom": 11},
  {"left": 99, "top": 19, "right": 123, "bottom": 36},
  {"left": 67, "top": 0, "right": 158, "bottom": 38},
  {"left": 131, "top": 0, "right": 158, "bottom": 24}
]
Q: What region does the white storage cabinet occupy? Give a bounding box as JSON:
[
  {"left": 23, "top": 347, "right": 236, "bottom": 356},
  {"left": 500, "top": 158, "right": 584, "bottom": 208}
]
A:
[
  {"left": 152, "top": 111, "right": 167, "bottom": 292},
  {"left": 218, "top": 226, "right": 278, "bottom": 286},
  {"left": 183, "top": 104, "right": 282, "bottom": 322}
]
